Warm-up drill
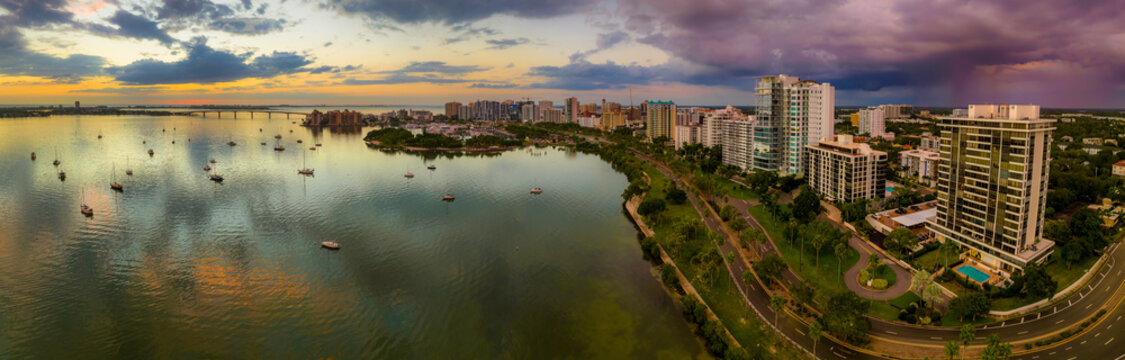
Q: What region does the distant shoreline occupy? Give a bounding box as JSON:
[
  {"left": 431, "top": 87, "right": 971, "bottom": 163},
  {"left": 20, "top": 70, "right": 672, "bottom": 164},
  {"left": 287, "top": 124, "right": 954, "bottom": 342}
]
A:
[{"left": 365, "top": 140, "right": 518, "bottom": 153}]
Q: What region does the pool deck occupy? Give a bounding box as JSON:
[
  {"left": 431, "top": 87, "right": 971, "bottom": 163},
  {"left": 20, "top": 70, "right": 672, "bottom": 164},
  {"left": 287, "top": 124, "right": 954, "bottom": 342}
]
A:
[{"left": 954, "top": 259, "right": 1004, "bottom": 287}]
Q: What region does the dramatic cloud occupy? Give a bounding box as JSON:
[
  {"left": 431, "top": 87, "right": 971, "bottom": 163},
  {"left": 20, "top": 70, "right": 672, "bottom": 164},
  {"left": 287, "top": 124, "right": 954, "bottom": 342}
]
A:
[
  {"left": 527, "top": 60, "right": 661, "bottom": 90},
  {"left": 108, "top": 10, "right": 176, "bottom": 45},
  {"left": 322, "top": 0, "right": 598, "bottom": 24},
  {"left": 209, "top": 17, "right": 286, "bottom": 35},
  {"left": 469, "top": 82, "right": 517, "bottom": 89},
  {"left": 443, "top": 24, "right": 497, "bottom": 44},
  {"left": 345, "top": 61, "right": 489, "bottom": 85},
  {"left": 0, "top": 17, "right": 104, "bottom": 82},
  {"left": 485, "top": 38, "right": 529, "bottom": 50},
  {"left": 570, "top": 30, "right": 630, "bottom": 61},
  {"left": 108, "top": 38, "right": 322, "bottom": 85},
  {"left": 615, "top": 0, "right": 1125, "bottom": 105},
  {"left": 0, "top": 0, "right": 73, "bottom": 26},
  {"left": 157, "top": 0, "right": 234, "bottom": 20}
]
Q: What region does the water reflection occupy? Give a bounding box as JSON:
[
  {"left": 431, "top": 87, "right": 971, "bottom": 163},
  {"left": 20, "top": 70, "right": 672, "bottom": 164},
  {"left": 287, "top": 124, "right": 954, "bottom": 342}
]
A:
[{"left": 0, "top": 114, "right": 704, "bottom": 358}]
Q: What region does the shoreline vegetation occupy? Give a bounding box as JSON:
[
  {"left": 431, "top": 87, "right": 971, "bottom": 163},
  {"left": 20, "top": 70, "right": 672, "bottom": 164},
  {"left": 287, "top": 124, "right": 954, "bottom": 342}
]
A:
[
  {"left": 363, "top": 127, "right": 523, "bottom": 152},
  {"left": 0, "top": 107, "right": 192, "bottom": 118}
]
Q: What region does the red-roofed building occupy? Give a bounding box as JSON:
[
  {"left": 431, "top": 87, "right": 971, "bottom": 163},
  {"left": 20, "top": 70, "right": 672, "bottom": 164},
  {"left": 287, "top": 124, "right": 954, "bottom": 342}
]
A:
[{"left": 1113, "top": 160, "right": 1125, "bottom": 177}]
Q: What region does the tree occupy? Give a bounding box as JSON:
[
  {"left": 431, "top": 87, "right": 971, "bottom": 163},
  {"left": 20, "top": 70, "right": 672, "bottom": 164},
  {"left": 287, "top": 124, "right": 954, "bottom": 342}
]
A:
[
  {"left": 1021, "top": 263, "right": 1058, "bottom": 299},
  {"left": 753, "top": 253, "right": 787, "bottom": 286},
  {"left": 948, "top": 292, "right": 991, "bottom": 322},
  {"left": 911, "top": 270, "right": 942, "bottom": 307},
  {"left": 783, "top": 220, "right": 800, "bottom": 246},
  {"left": 959, "top": 325, "right": 975, "bottom": 346},
  {"left": 747, "top": 170, "right": 777, "bottom": 195},
  {"left": 980, "top": 334, "right": 1011, "bottom": 360},
  {"left": 885, "top": 227, "right": 918, "bottom": 257},
  {"left": 944, "top": 340, "right": 960, "bottom": 360},
  {"left": 762, "top": 192, "right": 779, "bottom": 219},
  {"left": 700, "top": 320, "right": 729, "bottom": 355},
  {"left": 792, "top": 185, "right": 823, "bottom": 223},
  {"left": 770, "top": 294, "right": 786, "bottom": 326},
  {"left": 808, "top": 221, "right": 835, "bottom": 268},
  {"left": 638, "top": 198, "right": 666, "bottom": 217},
  {"left": 740, "top": 228, "right": 764, "bottom": 249},
  {"left": 939, "top": 240, "right": 958, "bottom": 270},
  {"left": 665, "top": 188, "right": 687, "bottom": 205},
  {"left": 835, "top": 242, "right": 850, "bottom": 277},
  {"left": 821, "top": 290, "right": 871, "bottom": 344},
  {"left": 682, "top": 295, "right": 708, "bottom": 324},
  {"left": 808, "top": 320, "right": 823, "bottom": 354},
  {"left": 791, "top": 280, "right": 816, "bottom": 307}
]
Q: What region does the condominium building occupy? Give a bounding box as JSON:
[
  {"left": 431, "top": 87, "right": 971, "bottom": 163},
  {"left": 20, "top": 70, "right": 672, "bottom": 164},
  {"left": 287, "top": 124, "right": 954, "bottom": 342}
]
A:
[
  {"left": 803, "top": 135, "right": 887, "bottom": 202},
  {"left": 900, "top": 149, "right": 939, "bottom": 186},
  {"left": 754, "top": 74, "right": 835, "bottom": 174},
  {"left": 720, "top": 115, "right": 757, "bottom": 170},
  {"left": 919, "top": 134, "right": 941, "bottom": 151},
  {"left": 850, "top": 113, "right": 860, "bottom": 126},
  {"left": 677, "top": 107, "right": 702, "bottom": 126},
  {"left": 543, "top": 109, "right": 564, "bottom": 123},
  {"left": 601, "top": 112, "right": 626, "bottom": 130},
  {"left": 576, "top": 116, "right": 599, "bottom": 128},
  {"left": 520, "top": 103, "right": 539, "bottom": 123},
  {"left": 647, "top": 101, "right": 676, "bottom": 142},
  {"left": 565, "top": 97, "right": 580, "bottom": 123},
  {"left": 927, "top": 104, "right": 1055, "bottom": 273},
  {"left": 702, "top": 105, "right": 744, "bottom": 147},
  {"left": 579, "top": 103, "right": 598, "bottom": 115},
  {"left": 458, "top": 102, "right": 473, "bottom": 120},
  {"left": 445, "top": 102, "right": 462, "bottom": 118},
  {"left": 538, "top": 100, "right": 553, "bottom": 122},
  {"left": 879, "top": 104, "right": 912, "bottom": 119},
  {"left": 858, "top": 107, "right": 886, "bottom": 137},
  {"left": 674, "top": 124, "right": 702, "bottom": 150}
]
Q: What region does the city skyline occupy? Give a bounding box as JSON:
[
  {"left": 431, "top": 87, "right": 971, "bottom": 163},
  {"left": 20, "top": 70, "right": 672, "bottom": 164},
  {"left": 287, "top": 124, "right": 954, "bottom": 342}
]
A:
[{"left": 1, "top": 0, "right": 1123, "bottom": 108}]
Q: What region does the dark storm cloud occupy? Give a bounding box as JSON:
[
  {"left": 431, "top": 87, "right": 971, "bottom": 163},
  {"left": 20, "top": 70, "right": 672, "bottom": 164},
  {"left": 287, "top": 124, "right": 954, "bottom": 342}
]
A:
[
  {"left": 157, "top": 0, "right": 234, "bottom": 20},
  {"left": 614, "top": 0, "right": 1125, "bottom": 105},
  {"left": 0, "top": 0, "right": 73, "bottom": 26},
  {"left": 485, "top": 38, "right": 528, "bottom": 50},
  {"left": 209, "top": 17, "right": 286, "bottom": 35},
  {"left": 344, "top": 61, "right": 488, "bottom": 85},
  {"left": 108, "top": 10, "right": 177, "bottom": 45},
  {"left": 322, "top": 0, "right": 597, "bottom": 24},
  {"left": 0, "top": 16, "right": 104, "bottom": 82},
  {"left": 443, "top": 25, "right": 497, "bottom": 44},
  {"left": 527, "top": 60, "right": 660, "bottom": 90},
  {"left": 108, "top": 38, "right": 321, "bottom": 85}
]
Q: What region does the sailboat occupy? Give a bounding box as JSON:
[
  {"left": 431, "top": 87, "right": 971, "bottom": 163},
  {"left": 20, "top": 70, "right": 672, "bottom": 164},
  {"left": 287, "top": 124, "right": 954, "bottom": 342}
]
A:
[
  {"left": 209, "top": 165, "right": 224, "bottom": 182},
  {"left": 57, "top": 169, "right": 66, "bottom": 181},
  {"left": 53, "top": 147, "right": 60, "bottom": 166},
  {"left": 110, "top": 163, "right": 123, "bottom": 191},
  {"left": 125, "top": 156, "right": 133, "bottom": 176},
  {"left": 80, "top": 189, "right": 93, "bottom": 216},
  {"left": 298, "top": 150, "right": 314, "bottom": 175},
  {"left": 274, "top": 138, "right": 285, "bottom": 151}
]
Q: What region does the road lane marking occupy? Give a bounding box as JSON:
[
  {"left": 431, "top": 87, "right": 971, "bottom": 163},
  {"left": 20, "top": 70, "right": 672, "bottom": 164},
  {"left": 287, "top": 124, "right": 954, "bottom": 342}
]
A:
[
  {"left": 1018, "top": 330, "right": 1029, "bottom": 335},
  {"left": 832, "top": 351, "right": 846, "bottom": 358},
  {"left": 885, "top": 330, "right": 897, "bottom": 335},
  {"left": 930, "top": 336, "right": 942, "bottom": 340},
  {"left": 795, "top": 329, "right": 805, "bottom": 336},
  {"left": 1107, "top": 338, "right": 1115, "bottom": 346},
  {"left": 1057, "top": 319, "right": 1067, "bottom": 324},
  {"left": 1081, "top": 340, "right": 1087, "bottom": 344},
  {"left": 1096, "top": 332, "right": 1101, "bottom": 337},
  {"left": 1117, "top": 315, "right": 1122, "bottom": 321},
  {"left": 1050, "top": 351, "right": 1057, "bottom": 355},
  {"left": 1066, "top": 346, "right": 1072, "bottom": 350},
  {"left": 1087, "top": 303, "right": 1094, "bottom": 309},
  {"left": 1067, "top": 357, "right": 1076, "bottom": 360}
]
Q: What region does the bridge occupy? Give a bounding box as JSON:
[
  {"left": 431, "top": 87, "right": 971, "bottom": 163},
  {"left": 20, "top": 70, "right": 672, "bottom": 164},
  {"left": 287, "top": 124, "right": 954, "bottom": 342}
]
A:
[{"left": 182, "top": 109, "right": 310, "bottom": 119}]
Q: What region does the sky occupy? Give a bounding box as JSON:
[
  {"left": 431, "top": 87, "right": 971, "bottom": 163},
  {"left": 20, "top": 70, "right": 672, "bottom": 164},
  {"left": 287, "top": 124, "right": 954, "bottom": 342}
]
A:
[{"left": 0, "top": 0, "right": 1123, "bottom": 108}]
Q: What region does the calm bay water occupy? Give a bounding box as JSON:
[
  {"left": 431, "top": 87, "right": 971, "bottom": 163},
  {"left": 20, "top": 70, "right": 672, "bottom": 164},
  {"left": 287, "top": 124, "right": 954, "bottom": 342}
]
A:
[{"left": 0, "top": 115, "right": 703, "bottom": 359}]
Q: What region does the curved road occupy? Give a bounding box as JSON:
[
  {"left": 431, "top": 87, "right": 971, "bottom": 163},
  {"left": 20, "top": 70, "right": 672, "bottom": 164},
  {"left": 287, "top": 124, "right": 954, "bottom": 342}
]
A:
[{"left": 636, "top": 152, "right": 1125, "bottom": 359}]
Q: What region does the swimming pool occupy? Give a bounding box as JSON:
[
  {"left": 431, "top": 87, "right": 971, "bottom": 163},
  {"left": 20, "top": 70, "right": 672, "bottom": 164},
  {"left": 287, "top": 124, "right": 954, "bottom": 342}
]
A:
[
  {"left": 886, "top": 187, "right": 895, "bottom": 192},
  {"left": 955, "top": 264, "right": 992, "bottom": 283}
]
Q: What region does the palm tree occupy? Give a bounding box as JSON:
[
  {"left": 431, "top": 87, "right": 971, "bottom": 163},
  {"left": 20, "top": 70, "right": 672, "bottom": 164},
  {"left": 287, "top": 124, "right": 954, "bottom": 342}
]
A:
[
  {"left": 809, "top": 320, "right": 823, "bottom": 355},
  {"left": 770, "top": 294, "right": 786, "bottom": 326},
  {"left": 944, "top": 340, "right": 960, "bottom": 360},
  {"left": 835, "top": 242, "right": 849, "bottom": 277}
]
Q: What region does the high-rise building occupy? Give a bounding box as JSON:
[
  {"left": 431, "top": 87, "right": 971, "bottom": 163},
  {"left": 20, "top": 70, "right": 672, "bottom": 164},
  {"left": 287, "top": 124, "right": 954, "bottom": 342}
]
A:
[
  {"left": 674, "top": 123, "right": 702, "bottom": 150},
  {"left": 803, "top": 134, "right": 886, "bottom": 202},
  {"left": 754, "top": 74, "right": 835, "bottom": 174},
  {"left": 702, "top": 105, "right": 743, "bottom": 148},
  {"left": 543, "top": 109, "right": 564, "bottom": 123},
  {"left": 927, "top": 104, "right": 1055, "bottom": 273},
  {"left": 601, "top": 112, "right": 626, "bottom": 130},
  {"left": 879, "top": 104, "right": 913, "bottom": 119},
  {"left": 579, "top": 103, "right": 598, "bottom": 115},
  {"left": 565, "top": 97, "right": 580, "bottom": 123},
  {"left": 720, "top": 114, "right": 757, "bottom": 170},
  {"left": 445, "top": 102, "right": 462, "bottom": 118},
  {"left": 676, "top": 107, "right": 702, "bottom": 126},
  {"left": 458, "top": 103, "right": 473, "bottom": 120},
  {"left": 604, "top": 101, "right": 622, "bottom": 113},
  {"left": 858, "top": 106, "right": 886, "bottom": 137},
  {"left": 520, "top": 102, "right": 539, "bottom": 123},
  {"left": 646, "top": 101, "right": 676, "bottom": 142},
  {"left": 538, "top": 100, "right": 553, "bottom": 122},
  {"left": 850, "top": 112, "right": 860, "bottom": 126}
]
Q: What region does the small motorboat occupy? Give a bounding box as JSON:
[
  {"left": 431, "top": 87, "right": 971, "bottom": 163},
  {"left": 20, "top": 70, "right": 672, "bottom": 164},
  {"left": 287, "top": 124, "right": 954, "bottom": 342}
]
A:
[
  {"left": 203, "top": 165, "right": 211, "bottom": 171},
  {"left": 227, "top": 141, "right": 237, "bottom": 146},
  {"left": 309, "top": 147, "right": 316, "bottom": 150},
  {"left": 147, "top": 149, "right": 154, "bottom": 156},
  {"left": 321, "top": 242, "right": 340, "bottom": 250},
  {"left": 53, "top": 159, "right": 60, "bottom": 166},
  {"left": 275, "top": 134, "right": 282, "bottom": 139},
  {"left": 427, "top": 165, "right": 436, "bottom": 170},
  {"left": 289, "top": 129, "right": 293, "bottom": 133},
  {"left": 315, "top": 143, "right": 322, "bottom": 147},
  {"left": 297, "top": 139, "right": 303, "bottom": 143},
  {"left": 298, "top": 168, "right": 314, "bottom": 175},
  {"left": 530, "top": 187, "right": 543, "bottom": 194},
  {"left": 97, "top": 134, "right": 102, "bottom": 139},
  {"left": 210, "top": 173, "right": 224, "bottom": 182},
  {"left": 442, "top": 194, "right": 456, "bottom": 201},
  {"left": 404, "top": 172, "right": 414, "bottom": 178},
  {"left": 80, "top": 204, "right": 93, "bottom": 216},
  {"left": 274, "top": 145, "right": 285, "bottom": 151},
  {"left": 126, "top": 169, "right": 133, "bottom": 176},
  {"left": 261, "top": 142, "right": 267, "bottom": 145},
  {"left": 110, "top": 182, "right": 123, "bottom": 191},
  {"left": 30, "top": 152, "right": 35, "bottom": 161},
  {"left": 259, "top": 128, "right": 262, "bottom": 132},
  {"left": 209, "top": 159, "right": 217, "bottom": 164},
  {"left": 143, "top": 140, "right": 146, "bottom": 144},
  {"left": 58, "top": 171, "right": 66, "bottom": 180}
]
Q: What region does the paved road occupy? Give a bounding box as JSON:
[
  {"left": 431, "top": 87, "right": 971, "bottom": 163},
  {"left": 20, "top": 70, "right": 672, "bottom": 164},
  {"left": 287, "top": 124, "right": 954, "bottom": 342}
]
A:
[
  {"left": 638, "top": 153, "right": 1125, "bottom": 359},
  {"left": 843, "top": 235, "right": 913, "bottom": 301}
]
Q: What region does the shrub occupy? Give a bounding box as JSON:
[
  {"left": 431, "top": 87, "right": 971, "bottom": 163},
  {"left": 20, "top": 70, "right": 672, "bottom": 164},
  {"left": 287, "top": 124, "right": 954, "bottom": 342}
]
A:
[
  {"left": 859, "top": 269, "right": 871, "bottom": 283},
  {"left": 872, "top": 279, "right": 889, "bottom": 290}
]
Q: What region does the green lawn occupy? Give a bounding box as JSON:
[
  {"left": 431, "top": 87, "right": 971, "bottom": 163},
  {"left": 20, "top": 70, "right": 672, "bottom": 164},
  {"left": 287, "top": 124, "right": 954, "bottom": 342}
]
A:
[
  {"left": 863, "top": 264, "right": 897, "bottom": 288},
  {"left": 869, "top": 301, "right": 901, "bottom": 322},
  {"left": 747, "top": 205, "right": 861, "bottom": 296},
  {"left": 912, "top": 247, "right": 958, "bottom": 273},
  {"left": 1044, "top": 256, "right": 1099, "bottom": 291},
  {"left": 640, "top": 162, "right": 805, "bottom": 359},
  {"left": 888, "top": 291, "right": 921, "bottom": 309}
]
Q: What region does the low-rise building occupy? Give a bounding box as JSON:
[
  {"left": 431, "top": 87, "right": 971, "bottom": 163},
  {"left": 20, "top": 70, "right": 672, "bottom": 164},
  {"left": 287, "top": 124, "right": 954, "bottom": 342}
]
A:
[
  {"left": 803, "top": 135, "right": 887, "bottom": 202},
  {"left": 1084, "top": 137, "right": 1104, "bottom": 145},
  {"left": 900, "top": 149, "right": 940, "bottom": 187},
  {"left": 1114, "top": 160, "right": 1125, "bottom": 177},
  {"left": 576, "top": 116, "right": 599, "bottom": 128}
]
